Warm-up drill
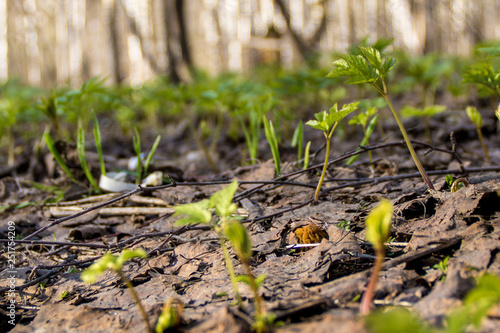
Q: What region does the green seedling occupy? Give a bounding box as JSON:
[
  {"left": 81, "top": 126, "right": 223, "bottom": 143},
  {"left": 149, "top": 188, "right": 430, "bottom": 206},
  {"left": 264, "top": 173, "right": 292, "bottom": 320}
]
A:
[
  {"left": 92, "top": 111, "right": 106, "bottom": 176},
  {"left": 155, "top": 298, "right": 183, "bottom": 332},
  {"left": 338, "top": 220, "right": 352, "bottom": 231},
  {"left": 60, "top": 291, "right": 70, "bottom": 300},
  {"left": 291, "top": 120, "right": 304, "bottom": 164},
  {"left": 445, "top": 174, "right": 454, "bottom": 189},
  {"left": 174, "top": 182, "right": 274, "bottom": 332},
  {"left": 433, "top": 256, "right": 450, "bottom": 281},
  {"left": 465, "top": 106, "right": 490, "bottom": 163},
  {"left": 143, "top": 134, "right": 161, "bottom": 178},
  {"left": 463, "top": 62, "right": 500, "bottom": 98},
  {"left": 306, "top": 102, "right": 359, "bottom": 202},
  {"left": 263, "top": 116, "right": 281, "bottom": 175},
  {"left": 38, "top": 90, "right": 62, "bottom": 139},
  {"left": 401, "top": 105, "right": 446, "bottom": 143},
  {"left": 174, "top": 182, "right": 243, "bottom": 307},
  {"left": 360, "top": 199, "right": 393, "bottom": 315},
  {"left": 303, "top": 141, "right": 311, "bottom": 170},
  {"left": 347, "top": 107, "right": 379, "bottom": 167},
  {"left": 43, "top": 127, "right": 77, "bottom": 183},
  {"left": 132, "top": 126, "right": 143, "bottom": 184},
  {"left": 329, "top": 46, "right": 435, "bottom": 190},
  {"left": 236, "top": 107, "right": 262, "bottom": 163},
  {"left": 81, "top": 249, "right": 151, "bottom": 332},
  {"left": 77, "top": 120, "right": 100, "bottom": 192}
]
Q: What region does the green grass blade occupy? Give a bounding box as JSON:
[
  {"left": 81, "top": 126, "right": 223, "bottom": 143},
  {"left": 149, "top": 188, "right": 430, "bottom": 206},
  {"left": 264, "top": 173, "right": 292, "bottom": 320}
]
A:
[
  {"left": 92, "top": 111, "right": 106, "bottom": 176},
  {"left": 77, "top": 123, "right": 100, "bottom": 191},
  {"left": 143, "top": 135, "right": 161, "bottom": 178},
  {"left": 303, "top": 141, "right": 311, "bottom": 170},
  {"left": 263, "top": 117, "right": 281, "bottom": 175},
  {"left": 132, "top": 126, "right": 142, "bottom": 184}
]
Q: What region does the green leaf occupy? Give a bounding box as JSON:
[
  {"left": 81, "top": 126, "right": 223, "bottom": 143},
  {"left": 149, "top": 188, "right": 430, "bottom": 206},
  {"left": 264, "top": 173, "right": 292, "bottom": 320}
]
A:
[
  {"left": 81, "top": 249, "right": 146, "bottom": 284},
  {"left": 92, "top": 111, "right": 106, "bottom": 176},
  {"left": 173, "top": 200, "right": 212, "bottom": 226},
  {"left": 329, "top": 55, "right": 378, "bottom": 84},
  {"left": 305, "top": 119, "right": 327, "bottom": 132},
  {"left": 365, "top": 199, "right": 393, "bottom": 250},
  {"left": 116, "top": 249, "right": 147, "bottom": 268},
  {"left": 365, "top": 308, "right": 429, "bottom": 333},
  {"left": 143, "top": 135, "right": 161, "bottom": 177},
  {"left": 236, "top": 275, "right": 252, "bottom": 286},
  {"left": 44, "top": 130, "right": 77, "bottom": 183},
  {"left": 224, "top": 221, "right": 252, "bottom": 261},
  {"left": 209, "top": 181, "right": 239, "bottom": 218},
  {"left": 77, "top": 121, "right": 99, "bottom": 191},
  {"left": 254, "top": 274, "right": 266, "bottom": 289},
  {"left": 465, "top": 106, "right": 483, "bottom": 127}
]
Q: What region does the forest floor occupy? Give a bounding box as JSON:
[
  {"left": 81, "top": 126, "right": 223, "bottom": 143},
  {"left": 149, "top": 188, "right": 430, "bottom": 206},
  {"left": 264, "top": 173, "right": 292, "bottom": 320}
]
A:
[{"left": 1, "top": 108, "right": 500, "bottom": 332}]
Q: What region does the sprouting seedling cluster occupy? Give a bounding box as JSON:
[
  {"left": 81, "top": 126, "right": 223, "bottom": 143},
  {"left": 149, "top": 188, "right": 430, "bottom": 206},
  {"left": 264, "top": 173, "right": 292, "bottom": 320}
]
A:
[
  {"left": 306, "top": 102, "right": 359, "bottom": 202},
  {"left": 328, "top": 46, "right": 435, "bottom": 190},
  {"left": 173, "top": 181, "right": 274, "bottom": 332}
]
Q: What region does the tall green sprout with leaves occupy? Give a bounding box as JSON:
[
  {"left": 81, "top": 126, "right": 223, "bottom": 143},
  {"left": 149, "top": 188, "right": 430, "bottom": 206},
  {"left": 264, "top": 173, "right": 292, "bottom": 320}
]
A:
[
  {"left": 173, "top": 182, "right": 272, "bottom": 332},
  {"left": 360, "top": 199, "right": 393, "bottom": 315},
  {"left": 263, "top": 117, "right": 281, "bottom": 175},
  {"left": 306, "top": 102, "right": 359, "bottom": 202},
  {"left": 328, "top": 47, "right": 435, "bottom": 190}
]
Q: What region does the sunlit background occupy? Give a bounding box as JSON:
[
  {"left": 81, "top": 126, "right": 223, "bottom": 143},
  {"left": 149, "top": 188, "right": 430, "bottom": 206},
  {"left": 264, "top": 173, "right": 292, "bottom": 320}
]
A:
[{"left": 0, "top": 0, "right": 499, "bottom": 87}]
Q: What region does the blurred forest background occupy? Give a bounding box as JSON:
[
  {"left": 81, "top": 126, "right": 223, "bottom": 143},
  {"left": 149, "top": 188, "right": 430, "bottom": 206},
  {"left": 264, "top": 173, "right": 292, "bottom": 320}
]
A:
[{"left": 1, "top": 0, "right": 500, "bottom": 88}]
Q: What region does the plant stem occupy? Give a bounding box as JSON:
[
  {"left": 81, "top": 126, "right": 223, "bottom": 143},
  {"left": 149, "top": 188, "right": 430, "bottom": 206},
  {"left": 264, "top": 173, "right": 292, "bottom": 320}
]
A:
[
  {"left": 117, "top": 269, "right": 152, "bottom": 332},
  {"left": 217, "top": 231, "right": 243, "bottom": 307},
  {"left": 374, "top": 84, "right": 435, "bottom": 190},
  {"left": 360, "top": 246, "right": 385, "bottom": 315},
  {"left": 475, "top": 127, "right": 490, "bottom": 164},
  {"left": 241, "top": 259, "right": 266, "bottom": 333},
  {"left": 314, "top": 131, "right": 332, "bottom": 202}
]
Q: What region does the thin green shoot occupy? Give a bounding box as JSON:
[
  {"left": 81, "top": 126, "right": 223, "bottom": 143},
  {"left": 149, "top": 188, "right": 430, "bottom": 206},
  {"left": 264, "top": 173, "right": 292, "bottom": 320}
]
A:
[
  {"left": 143, "top": 135, "right": 161, "bottom": 178},
  {"left": 155, "top": 298, "right": 183, "bottom": 332},
  {"left": 303, "top": 141, "right": 311, "bottom": 170},
  {"left": 306, "top": 102, "right": 359, "bottom": 202},
  {"left": 77, "top": 120, "right": 100, "bottom": 192},
  {"left": 291, "top": 121, "right": 303, "bottom": 163},
  {"left": 133, "top": 126, "right": 143, "bottom": 184},
  {"left": 92, "top": 111, "right": 106, "bottom": 176},
  {"left": 360, "top": 199, "right": 393, "bottom": 315},
  {"left": 43, "top": 128, "right": 77, "bottom": 183},
  {"left": 237, "top": 108, "right": 261, "bottom": 163},
  {"left": 328, "top": 46, "right": 435, "bottom": 190},
  {"left": 263, "top": 116, "right": 281, "bottom": 175},
  {"left": 81, "top": 249, "right": 151, "bottom": 332},
  {"left": 465, "top": 106, "right": 490, "bottom": 163}
]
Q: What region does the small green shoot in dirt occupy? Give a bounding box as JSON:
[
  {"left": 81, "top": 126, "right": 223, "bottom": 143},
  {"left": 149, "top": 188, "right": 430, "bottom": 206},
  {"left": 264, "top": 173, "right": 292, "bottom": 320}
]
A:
[
  {"left": 303, "top": 141, "right": 311, "bottom": 170},
  {"left": 155, "top": 298, "right": 183, "bottom": 332},
  {"left": 338, "top": 220, "right": 352, "bottom": 231},
  {"left": 360, "top": 199, "right": 393, "bottom": 315},
  {"left": 77, "top": 120, "right": 100, "bottom": 192},
  {"left": 143, "top": 135, "right": 161, "bottom": 178},
  {"left": 433, "top": 256, "right": 450, "bottom": 281},
  {"left": 132, "top": 126, "right": 143, "bottom": 184},
  {"left": 263, "top": 116, "right": 281, "bottom": 175},
  {"left": 465, "top": 106, "right": 490, "bottom": 163},
  {"left": 291, "top": 121, "right": 304, "bottom": 163},
  {"left": 329, "top": 47, "right": 435, "bottom": 190},
  {"left": 60, "top": 291, "right": 70, "bottom": 300},
  {"left": 81, "top": 249, "right": 151, "bottom": 332},
  {"left": 463, "top": 63, "right": 500, "bottom": 98},
  {"left": 306, "top": 102, "right": 359, "bottom": 202},
  {"left": 39, "top": 282, "right": 46, "bottom": 291},
  {"left": 445, "top": 174, "right": 454, "bottom": 189},
  {"left": 347, "top": 107, "right": 379, "bottom": 167},
  {"left": 92, "top": 111, "right": 106, "bottom": 176}
]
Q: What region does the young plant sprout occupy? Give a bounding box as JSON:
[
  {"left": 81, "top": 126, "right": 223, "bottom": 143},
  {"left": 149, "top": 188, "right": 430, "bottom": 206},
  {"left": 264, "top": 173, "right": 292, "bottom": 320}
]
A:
[
  {"left": 77, "top": 120, "right": 100, "bottom": 192},
  {"left": 465, "top": 106, "right": 490, "bottom": 163},
  {"left": 81, "top": 249, "right": 151, "bottom": 332},
  {"left": 173, "top": 182, "right": 243, "bottom": 307},
  {"left": 263, "top": 116, "right": 281, "bottom": 175},
  {"left": 173, "top": 182, "right": 273, "bottom": 332},
  {"left": 346, "top": 107, "right": 379, "bottom": 167},
  {"left": 306, "top": 102, "right": 359, "bottom": 202},
  {"left": 360, "top": 199, "right": 393, "bottom": 315},
  {"left": 155, "top": 298, "right": 183, "bottom": 332},
  {"left": 328, "top": 47, "right": 435, "bottom": 190}
]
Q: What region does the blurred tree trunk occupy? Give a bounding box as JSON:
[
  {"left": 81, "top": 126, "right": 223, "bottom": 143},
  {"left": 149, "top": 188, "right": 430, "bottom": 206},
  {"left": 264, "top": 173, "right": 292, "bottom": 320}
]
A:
[
  {"left": 164, "top": 0, "right": 192, "bottom": 84},
  {"left": 109, "top": 0, "right": 123, "bottom": 84}
]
